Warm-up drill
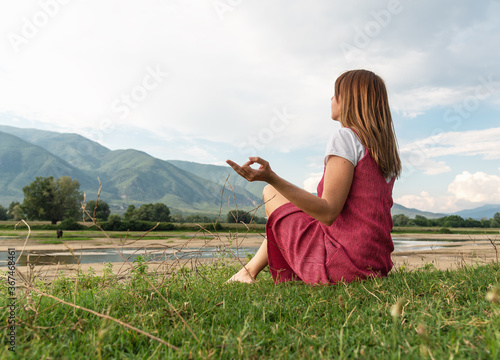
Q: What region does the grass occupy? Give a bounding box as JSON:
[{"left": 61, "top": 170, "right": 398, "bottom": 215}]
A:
[
  {"left": 1, "top": 215, "right": 499, "bottom": 359},
  {"left": 1, "top": 258, "right": 499, "bottom": 359},
  {"left": 3, "top": 222, "right": 498, "bottom": 236},
  {"left": 0, "top": 220, "right": 267, "bottom": 233},
  {"left": 392, "top": 226, "right": 500, "bottom": 235},
  {"left": 0, "top": 229, "right": 251, "bottom": 243}
]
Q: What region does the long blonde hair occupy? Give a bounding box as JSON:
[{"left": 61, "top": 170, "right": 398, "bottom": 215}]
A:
[{"left": 335, "top": 69, "right": 401, "bottom": 179}]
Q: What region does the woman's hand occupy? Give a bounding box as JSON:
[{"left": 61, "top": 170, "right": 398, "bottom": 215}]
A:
[{"left": 226, "top": 157, "right": 275, "bottom": 183}]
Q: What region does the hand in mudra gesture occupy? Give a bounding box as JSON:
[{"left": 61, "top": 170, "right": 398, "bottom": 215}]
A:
[{"left": 226, "top": 157, "right": 274, "bottom": 183}]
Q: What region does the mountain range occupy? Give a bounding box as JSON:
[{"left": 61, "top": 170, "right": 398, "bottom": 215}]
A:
[
  {"left": 0, "top": 125, "right": 499, "bottom": 220},
  {"left": 0, "top": 125, "right": 264, "bottom": 216}
]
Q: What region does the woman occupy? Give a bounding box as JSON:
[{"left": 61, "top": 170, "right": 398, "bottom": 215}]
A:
[{"left": 227, "top": 69, "right": 401, "bottom": 285}]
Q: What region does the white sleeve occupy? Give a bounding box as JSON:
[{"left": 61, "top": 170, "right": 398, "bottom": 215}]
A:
[{"left": 324, "top": 128, "right": 366, "bottom": 167}]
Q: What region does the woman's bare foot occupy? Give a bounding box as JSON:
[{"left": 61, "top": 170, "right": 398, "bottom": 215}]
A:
[{"left": 227, "top": 266, "right": 256, "bottom": 283}]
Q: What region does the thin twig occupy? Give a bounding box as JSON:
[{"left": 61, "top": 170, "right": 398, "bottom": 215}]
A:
[
  {"left": 487, "top": 237, "right": 498, "bottom": 263},
  {"left": 14, "top": 219, "right": 31, "bottom": 267}
]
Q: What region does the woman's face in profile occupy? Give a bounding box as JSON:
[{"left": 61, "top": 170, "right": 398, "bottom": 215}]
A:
[{"left": 331, "top": 95, "right": 340, "bottom": 121}]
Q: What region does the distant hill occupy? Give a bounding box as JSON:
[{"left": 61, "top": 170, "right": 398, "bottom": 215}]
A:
[
  {"left": 167, "top": 160, "right": 266, "bottom": 199},
  {"left": 0, "top": 131, "right": 99, "bottom": 204},
  {"left": 0, "top": 127, "right": 263, "bottom": 215},
  {"left": 2, "top": 125, "right": 497, "bottom": 220},
  {"left": 452, "top": 204, "right": 500, "bottom": 220},
  {"left": 0, "top": 125, "right": 110, "bottom": 171},
  {"left": 390, "top": 203, "right": 447, "bottom": 219}
]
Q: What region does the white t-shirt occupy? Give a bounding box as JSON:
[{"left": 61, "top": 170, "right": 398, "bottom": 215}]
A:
[
  {"left": 324, "top": 127, "right": 366, "bottom": 167},
  {"left": 324, "top": 127, "right": 393, "bottom": 183}
]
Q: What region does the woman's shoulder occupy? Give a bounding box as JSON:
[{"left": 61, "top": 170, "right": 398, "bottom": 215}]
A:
[
  {"left": 325, "top": 127, "right": 366, "bottom": 166},
  {"left": 328, "top": 127, "right": 362, "bottom": 143},
  {"left": 338, "top": 127, "right": 360, "bottom": 139}
]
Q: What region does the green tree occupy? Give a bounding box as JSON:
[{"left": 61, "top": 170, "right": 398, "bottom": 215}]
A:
[
  {"left": 480, "top": 217, "right": 491, "bottom": 228},
  {"left": 171, "top": 214, "right": 185, "bottom": 223},
  {"left": 21, "top": 176, "right": 83, "bottom": 224},
  {"left": 226, "top": 210, "right": 253, "bottom": 224},
  {"left": 186, "top": 214, "right": 213, "bottom": 223},
  {"left": 105, "top": 214, "right": 122, "bottom": 230},
  {"left": 392, "top": 214, "right": 411, "bottom": 227},
  {"left": 8, "top": 201, "right": 23, "bottom": 221},
  {"left": 133, "top": 203, "right": 170, "bottom": 222},
  {"left": 413, "top": 215, "right": 428, "bottom": 227},
  {"left": 123, "top": 205, "right": 136, "bottom": 220},
  {"left": 151, "top": 203, "right": 170, "bottom": 222},
  {"left": 55, "top": 176, "right": 83, "bottom": 222},
  {"left": 442, "top": 215, "right": 465, "bottom": 228},
  {"left": 464, "top": 217, "right": 481, "bottom": 228},
  {"left": 491, "top": 212, "right": 500, "bottom": 228},
  {"left": 253, "top": 216, "right": 267, "bottom": 224},
  {"left": 0, "top": 204, "right": 7, "bottom": 220},
  {"left": 84, "top": 200, "right": 111, "bottom": 221}
]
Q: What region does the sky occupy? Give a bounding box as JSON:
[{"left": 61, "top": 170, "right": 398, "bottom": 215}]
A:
[{"left": 0, "top": 0, "right": 499, "bottom": 214}]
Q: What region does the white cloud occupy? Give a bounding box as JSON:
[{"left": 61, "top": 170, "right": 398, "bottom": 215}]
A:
[
  {"left": 448, "top": 171, "right": 500, "bottom": 203},
  {"left": 396, "top": 171, "right": 500, "bottom": 213},
  {"left": 395, "top": 191, "right": 435, "bottom": 210},
  {"left": 400, "top": 127, "right": 500, "bottom": 176},
  {"left": 403, "top": 127, "right": 500, "bottom": 159},
  {"left": 391, "top": 86, "right": 467, "bottom": 118},
  {"left": 1, "top": 1, "right": 499, "bottom": 155},
  {"left": 394, "top": 191, "right": 463, "bottom": 213},
  {"left": 400, "top": 156, "right": 451, "bottom": 176},
  {"left": 303, "top": 172, "right": 323, "bottom": 193}
]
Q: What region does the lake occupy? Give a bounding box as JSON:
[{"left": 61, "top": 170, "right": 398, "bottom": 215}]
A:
[{"left": 0, "top": 238, "right": 472, "bottom": 267}]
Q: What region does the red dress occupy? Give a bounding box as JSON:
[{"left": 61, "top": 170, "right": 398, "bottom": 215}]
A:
[{"left": 266, "top": 150, "right": 395, "bottom": 285}]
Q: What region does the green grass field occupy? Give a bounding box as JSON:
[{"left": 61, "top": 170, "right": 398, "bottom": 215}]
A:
[
  {"left": 1, "top": 224, "right": 499, "bottom": 358},
  {"left": 0, "top": 225, "right": 263, "bottom": 244},
  {"left": 1, "top": 255, "right": 499, "bottom": 359}
]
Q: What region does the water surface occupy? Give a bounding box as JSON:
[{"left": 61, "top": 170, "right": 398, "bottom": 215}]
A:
[{"left": 0, "top": 238, "right": 472, "bottom": 267}]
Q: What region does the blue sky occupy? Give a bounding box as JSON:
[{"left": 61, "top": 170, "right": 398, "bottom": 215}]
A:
[{"left": 1, "top": 0, "right": 499, "bottom": 213}]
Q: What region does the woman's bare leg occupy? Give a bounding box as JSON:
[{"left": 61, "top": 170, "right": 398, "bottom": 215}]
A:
[{"left": 227, "top": 185, "right": 290, "bottom": 283}]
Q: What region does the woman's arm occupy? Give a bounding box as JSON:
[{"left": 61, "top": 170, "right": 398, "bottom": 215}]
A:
[{"left": 226, "top": 156, "right": 354, "bottom": 226}]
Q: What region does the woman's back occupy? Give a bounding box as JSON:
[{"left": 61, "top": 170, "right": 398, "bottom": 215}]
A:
[{"left": 319, "top": 148, "right": 395, "bottom": 279}]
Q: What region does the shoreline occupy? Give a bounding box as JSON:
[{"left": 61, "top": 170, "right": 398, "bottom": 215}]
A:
[{"left": 2, "top": 233, "right": 498, "bottom": 277}]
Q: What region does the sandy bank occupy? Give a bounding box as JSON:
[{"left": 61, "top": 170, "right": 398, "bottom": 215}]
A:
[{"left": 2, "top": 233, "right": 498, "bottom": 279}]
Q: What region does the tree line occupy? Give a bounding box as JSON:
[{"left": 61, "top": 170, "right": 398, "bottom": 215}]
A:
[
  {"left": 0, "top": 176, "right": 266, "bottom": 226},
  {"left": 392, "top": 213, "right": 500, "bottom": 228},
  {"left": 0, "top": 176, "right": 172, "bottom": 224},
  {"left": 2, "top": 176, "right": 500, "bottom": 230},
  {"left": 2, "top": 175, "right": 500, "bottom": 230}
]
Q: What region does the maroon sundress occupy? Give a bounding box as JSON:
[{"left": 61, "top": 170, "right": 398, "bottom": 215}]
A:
[{"left": 266, "top": 150, "right": 395, "bottom": 285}]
